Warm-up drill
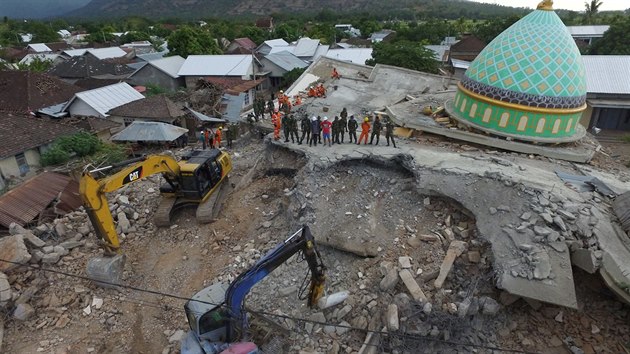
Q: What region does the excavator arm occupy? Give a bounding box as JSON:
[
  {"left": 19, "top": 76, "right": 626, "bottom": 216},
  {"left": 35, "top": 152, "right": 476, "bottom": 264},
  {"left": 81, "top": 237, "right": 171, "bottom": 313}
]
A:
[
  {"left": 79, "top": 155, "right": 181, "bottom": 254},
  {"left": 224, "top": 225, "right": 326, "bottom": 341}
]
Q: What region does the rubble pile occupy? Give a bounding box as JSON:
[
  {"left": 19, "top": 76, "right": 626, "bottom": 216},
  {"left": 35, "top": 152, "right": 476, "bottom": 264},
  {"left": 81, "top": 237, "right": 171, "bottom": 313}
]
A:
[{"left": 0, "top": 178, "right": 163, "bottom": 352}]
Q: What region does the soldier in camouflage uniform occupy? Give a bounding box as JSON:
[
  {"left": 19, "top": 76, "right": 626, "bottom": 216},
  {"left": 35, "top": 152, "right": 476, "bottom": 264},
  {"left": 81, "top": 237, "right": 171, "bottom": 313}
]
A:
[
  {"left": 299, "top": 114, "right": 310, "bottom": 145},
  {"left": 339, "top": 108, "right": 348, "bottom": 143},
  {"left": 289, "top": 114, "right": 299, "bottom": 143}
]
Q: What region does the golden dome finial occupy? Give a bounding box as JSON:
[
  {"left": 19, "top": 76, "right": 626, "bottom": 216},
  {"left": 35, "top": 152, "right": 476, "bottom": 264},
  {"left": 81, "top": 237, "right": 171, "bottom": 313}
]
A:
[{"left": 537, "top": 0, "right": 553, "bottom": 10}]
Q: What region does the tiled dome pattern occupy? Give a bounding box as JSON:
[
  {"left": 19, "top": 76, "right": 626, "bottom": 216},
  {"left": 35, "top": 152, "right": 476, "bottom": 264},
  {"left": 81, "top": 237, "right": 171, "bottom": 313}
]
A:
[{"left": 464, "top": 10, "right": 586, "bottom": 105}]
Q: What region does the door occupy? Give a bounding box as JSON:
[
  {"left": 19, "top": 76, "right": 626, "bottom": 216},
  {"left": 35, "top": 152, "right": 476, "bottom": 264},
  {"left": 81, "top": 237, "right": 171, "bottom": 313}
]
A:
[{"left": 16, "top": 153, "right": 29, "bottom": 176}]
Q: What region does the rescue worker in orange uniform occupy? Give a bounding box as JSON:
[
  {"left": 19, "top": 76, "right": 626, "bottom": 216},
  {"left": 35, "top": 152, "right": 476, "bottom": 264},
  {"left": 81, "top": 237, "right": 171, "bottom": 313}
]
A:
[
  {"left": 215, "top": 126, "right": 222, "bottom": 148},
  {"left": 331, "top": 67, "right": 341, "bottom": 79},
  {"left": 308, "top": 86, "right": 317, "bottom": 97},
  {"left": 294, "top": 95, "right": 302, "bottom": 105},
  {"left": 272, "top": 110, "right": 282, "bottom": 140},
  {"left": 358, "top": 117, "right": 371, "bottom": 145},
  {"left": 317, "top": 84, "right": 326, "bottom": 97}
]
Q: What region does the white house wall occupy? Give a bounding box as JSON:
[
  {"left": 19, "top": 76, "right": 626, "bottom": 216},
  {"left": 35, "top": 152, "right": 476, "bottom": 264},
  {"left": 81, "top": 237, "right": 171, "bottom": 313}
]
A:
[
  {"left": 0, "top": 148, "right": 41, "bottom": 178},
  {"left": 68, "top": 98, "right": 102, "bottom": 118}
]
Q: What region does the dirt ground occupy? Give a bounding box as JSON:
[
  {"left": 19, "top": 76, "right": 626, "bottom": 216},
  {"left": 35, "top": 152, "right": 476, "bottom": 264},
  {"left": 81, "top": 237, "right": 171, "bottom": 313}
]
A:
[{"left": 2, "top": 131, "right": 630, "bottom": 354}]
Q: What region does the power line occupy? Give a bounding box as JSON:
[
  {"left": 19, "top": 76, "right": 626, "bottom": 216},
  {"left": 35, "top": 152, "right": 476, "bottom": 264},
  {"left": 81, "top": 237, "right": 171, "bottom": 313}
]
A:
[{"left": 0, "top": 258, "right": 535, "bottom": 353}]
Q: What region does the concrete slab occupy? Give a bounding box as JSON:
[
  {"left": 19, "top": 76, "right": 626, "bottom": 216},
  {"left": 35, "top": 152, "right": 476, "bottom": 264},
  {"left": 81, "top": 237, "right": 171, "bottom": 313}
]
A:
[
  {"left": 269, "top": 137, "right": 584, "bottom": 308},
  {"left": 386, "top": 97, "right": 596, "bottom": 163}
]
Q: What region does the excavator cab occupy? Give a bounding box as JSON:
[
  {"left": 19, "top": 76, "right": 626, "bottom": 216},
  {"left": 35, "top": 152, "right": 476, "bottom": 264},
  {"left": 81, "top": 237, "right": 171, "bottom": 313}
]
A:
[{"left": 176, "top": 150, "right": 227, "bottom": 200}]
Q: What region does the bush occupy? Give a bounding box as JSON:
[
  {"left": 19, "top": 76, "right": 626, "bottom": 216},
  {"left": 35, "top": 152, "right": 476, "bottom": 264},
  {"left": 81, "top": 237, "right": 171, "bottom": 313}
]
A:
[
  {"left": 56, "top": 132, "right": 100, "bottom": 157},
  {"left": 94, "top": 142, "right": 128, "bottom": 165},
  {"left": 41, "top": 146, "right": 71, "bottom": 166}
]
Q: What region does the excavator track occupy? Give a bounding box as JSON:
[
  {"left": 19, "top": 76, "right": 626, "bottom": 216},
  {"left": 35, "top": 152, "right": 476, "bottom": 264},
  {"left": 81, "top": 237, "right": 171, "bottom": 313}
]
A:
[
  {"left": 154, "top": 197, "right": 178, "bottom": 227},
  {"left": 195, "top": 177, "right": 230, "bottom": 224}
]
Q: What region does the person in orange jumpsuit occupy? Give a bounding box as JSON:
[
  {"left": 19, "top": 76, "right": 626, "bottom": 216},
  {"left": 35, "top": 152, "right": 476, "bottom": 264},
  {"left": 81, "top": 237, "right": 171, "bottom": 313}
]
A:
[
  {"left": 215, "top": 126, "right": 222, "bottom": 148},
  {"left": 358, "top": 117, "right": 371, "bottom": 145},
  {"left": 317, "top": 84, "right": 326, "bottom": 97},
  {"left": 272, "top": 111, "right": 281, "bottom": 140},
  {"left": 308, "top": 86, "right": 317, "bottom": 97},
  {"left": 294, "top": 95, "right": 302, "bottom": 105},
  {"left": 331, "top": 67, "right": 341, "bottom": 79}
]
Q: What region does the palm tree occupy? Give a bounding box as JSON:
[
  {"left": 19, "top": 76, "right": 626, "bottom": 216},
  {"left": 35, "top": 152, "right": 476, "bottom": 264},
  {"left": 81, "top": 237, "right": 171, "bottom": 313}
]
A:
[{"left": 584, "top": 0, "right": 603, "bottom": 24}]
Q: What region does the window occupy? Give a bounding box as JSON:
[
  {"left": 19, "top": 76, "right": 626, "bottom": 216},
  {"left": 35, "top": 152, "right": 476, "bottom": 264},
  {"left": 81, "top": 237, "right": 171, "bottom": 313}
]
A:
[
  {"left": 483, "top": 108, "right": 492, "bottom": 123},
  {"left": 517, "top": 116, "right": 528, "bottom": 131},
  {"left": 536, "top": 118, "right": 546, "bottom": 133},
  {"left": 16, "top": 153, "right": 29, "bottom": 176},
  {"left": 499, "top": 113, "right": 510, "bottom": 127},
  {"left": 469, "top": 103, "right": 477, "bottom": 118},
  {"left": 244, "top": 90, "right": 251, "bottom": 106}
]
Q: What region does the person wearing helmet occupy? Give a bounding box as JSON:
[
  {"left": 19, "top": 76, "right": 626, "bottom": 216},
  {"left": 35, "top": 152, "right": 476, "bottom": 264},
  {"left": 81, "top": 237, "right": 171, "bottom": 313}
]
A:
[
  {"left": 320, "top": 116, "right": 332, "bottom": 147},
  {"left": 309, "top": 116, "right": 320, "bottom": 147},
  {"left": 299, "top": 114, "right": 310, "bottom": 145},
  {"left": 369, "top": 115, "right": 382, "bottom": 145},
  {"left": 347, "top": 115, "right": 358, "bottom": 143},
  {"left": 272, "top": 111, "right": 281, "bottom": 141},
  {"left": 385, "top": 118, "right": 397, "bottom": 148},
  {"left": 215, "top": 126, "right": 222, "bottom": 148},
  {"left": 198, "top": 129, "right": 206, "bottom": 150},
  {"left": 358, "top": 117, "right": 370, "bottom": 145}
]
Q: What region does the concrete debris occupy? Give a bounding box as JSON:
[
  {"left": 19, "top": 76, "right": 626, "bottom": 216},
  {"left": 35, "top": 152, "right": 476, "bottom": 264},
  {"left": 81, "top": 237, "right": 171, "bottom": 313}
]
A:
[
  {"left": 480, "top": 296, "right": 501, "bottom": 315},
  {"left": 54, "top": 222, "right": 68, "bottom": 238},
  {"left": 398, "top": 256, "right": 412, "bottom": 269},
  {"left": 553, "top": 216, "right": 567, "bottom": 232},
  {"left": 41, "top": 253, "right": 61, "bottom": 265},
  {"left": 399, "top": 269, "right": 427, "bottom": 302},
  {"left": 0, "top": 272, "right": 10, "bottom": 308},
  {"left": 22, "top": 232, "right": 46, "bottom": 248},
  {"left": 570, "top": 249, "right": 600, "bottom": 274},
  {"left": 168, "top": 330, "right": 185, "bottom": 344},
  {"left": 379, "top": 268, "right": 398, "bottom": 292},
  {"left": 0, "top": 235, "right": 31, "bottom": 272},
  {"left": 467, "top": 250, "right": 481, "bottom": 263},
  {"left": 92, "top": 297, "right": 104, "bottom": 310},
  {"left": 117, "top": 212, "right": 131, "bottom": 234},
  {"left": 386, "top": 304, "right": 399, "bottom": 331},
  {"left": 434, "top": 240, "right": 467, "bottom": 289},
  {"left": 13, "top": 303, "right": 35, "bottom": 321},
  {"left": 318, "top": 291, "right": 349, "bottom": 310}
]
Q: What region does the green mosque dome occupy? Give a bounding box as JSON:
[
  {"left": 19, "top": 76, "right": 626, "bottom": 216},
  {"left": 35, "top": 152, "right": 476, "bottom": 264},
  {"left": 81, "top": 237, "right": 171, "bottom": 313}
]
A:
[{"left": 447, "top": 0, "right": 587, "bottom": 142}]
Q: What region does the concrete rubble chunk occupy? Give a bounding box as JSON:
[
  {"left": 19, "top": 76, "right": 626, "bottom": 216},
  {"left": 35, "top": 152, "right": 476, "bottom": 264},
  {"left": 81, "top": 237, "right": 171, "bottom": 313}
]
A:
[
  {"left": 9, "top": 223, "right": 29, "bottom": 235},
  {"left": 0, "top": 272, "right": 11, "bottom": 308},
  {"left": 337, "top": 304, "right": 352, "bottom": 320},
  {"left": 441, "top": 228, "right": 455, "bottom": 242},
  {"left": 398, "top": 256, "right": 412, "bottom": 269},
  {"left": 13, "top": 303, "right": 34, "bottom": 321},
  {"left": 481, "top": 297, "right": 501, "bottom": 315},
  {"left": 386, "top": 304, "right": 399, "bottom": 331},
  {"left": 467, "top": 251, "right": 481, "bottom": 263},
  {"left": 59, "top": 241, "right": 84, "bottom": 250},
  {"left": 533, "top": 226, "right": 551, "bottom": 236},
  {"left": 306, "top": 312, "right": 326, "bottom": 334},
  {"left": 379, "top": 268, "right": 399, "bottom": 292},
  {"left": 117, "top": 212, "right": 131, "bottom": 234},
  {"left": 41, "top": 253, "right": 61, "bottom": 264},
  {"left": 571, "top": 249, "right": 600, "bottom": 274},
  {"left": 0, "top": 235, "right": 31, "bottom": 272},
  {"left": 521, "top": 212, "right": 531, "bottom": 221},
  {"left": 77, "top": 225, "right": 90, "bottom": 236},
  {"left": 434, "top": 241, "right": 467, "bottom": 289},
  {"left": 540, "top": 213, "right": 554, "bottom": 224},
  {"left": 168, "top": 329, "right": 185, "bottom": 344},
  {"left": 399, "top": 269, "right": 427, "bottom": 302},
  {"left": 54, "top": 223, "right": 68, "bottom": 238},
  {"left": 22, "top": 232, "right": 46, "bottom": 248},
  {"left": 53, "top": 245, "right": 69, "bottom": 256},
  {"left": 553, "top": 216, "right": 567, "bottom": 232},
  {"left": 557, "top": 210, "right": 576, "bottom": 221}
]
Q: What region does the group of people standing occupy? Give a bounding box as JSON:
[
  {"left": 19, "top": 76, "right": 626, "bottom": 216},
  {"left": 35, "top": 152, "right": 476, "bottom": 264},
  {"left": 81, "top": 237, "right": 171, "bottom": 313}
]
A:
[
  {"left": 197, "top": 124, "right": 239, "bottom": 150},
  {"left": 276, "top": 107, "right": 398, "bottom": 148}
]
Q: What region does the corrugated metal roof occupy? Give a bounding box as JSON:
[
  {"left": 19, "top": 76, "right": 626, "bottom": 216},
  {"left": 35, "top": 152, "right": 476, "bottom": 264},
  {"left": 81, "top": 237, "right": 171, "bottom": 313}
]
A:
[
  {"left": 19, "top": 53, "right": 61, "bottom": 65},
  {"left": 187, "top": 107, "right": 227, "bottom": 122},
  {"left": 325, "top": 48, "right": 372, "bottom": 65},
  {"left": 88, "top": 47, "right": 127, "bottom": 60},
  {"left": 137, "top": 51, "right": 169, "bottom": 62},
  {"left": 312, "top": 45, "right": 330, "bottom": 63},
  {"left": 178, "top": 55, "right": 253, "bottom": 77},
  {"left": 263, "top": 39, "right": 289, "bottom": 47},
  {"left": 451, "top": 59, "right": 471, "bottom": 69},
  {"left": 62, "top": 48, "right": 88, "bottom": 57},
  {"left": 268, "top": 45, "right": 296, "bottom": 55},
  {"left": 264, "top": 51, "right": 309, "bottom": 71},
  {"left": 111, "top": 121, "right": 188, "bottom": 141},
  {"left": 27, "top": 43, "right": 52, "bottom": 53},
  {"left": 582, "top": 56, "right": 630, "bottom": 95},
  {"left": 425, "top": 45, "right": 450, "bottom": 61},
  {"left": 149, "top": 55, "right": 185, "bottom": 78},
  {"left": 0, "top": 172, "right": 78, "bottom": 228},
  {"left": 64, "top": 82, "right": 145, "bottom": 117},
  {"left": 294, "top": 38, "right": 320, "bottom": 58},
  {"left": 566, "top": 25, "right": 610, "bottom": 37}
]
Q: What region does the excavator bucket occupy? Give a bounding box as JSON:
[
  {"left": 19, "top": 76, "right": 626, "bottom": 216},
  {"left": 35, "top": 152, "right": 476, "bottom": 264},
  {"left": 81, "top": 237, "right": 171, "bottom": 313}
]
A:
[{"left": 86, "top": 254, "right": 126, "bottom": 287}]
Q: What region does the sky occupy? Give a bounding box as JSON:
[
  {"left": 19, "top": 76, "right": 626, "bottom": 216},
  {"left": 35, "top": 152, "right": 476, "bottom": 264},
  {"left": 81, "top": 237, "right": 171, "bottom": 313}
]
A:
[{"left": 468, "top": 0, "right": 629, "bottom": 11}]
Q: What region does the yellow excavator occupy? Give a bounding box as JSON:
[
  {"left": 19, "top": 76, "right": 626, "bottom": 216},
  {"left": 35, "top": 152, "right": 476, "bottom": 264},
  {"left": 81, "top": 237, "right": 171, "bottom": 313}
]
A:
[{"left": 79, "top": 149, "right": 232, "bottom": 285}]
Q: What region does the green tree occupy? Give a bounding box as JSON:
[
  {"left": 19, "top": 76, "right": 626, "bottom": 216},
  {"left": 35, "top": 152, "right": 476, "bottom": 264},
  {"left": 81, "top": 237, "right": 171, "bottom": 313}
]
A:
[
  {"left": 238, "top": 26, "right": 266, "bottom": 46},
  {"left": 473, "top": 15, "right": 521, "bottom": 44},
  {"left": 167, "top": 26, "right": 221, "bottom": 57},
  {"left": 366, "top": 40, "right": 438, "bottom": 73},
  {"left": 584, "top": 0, "right": 603, "bottom": 24},
  {"left": 589, "top": 16, "right": 630, "bottom": 54},
  {"left": 281, "top": 67, "right": 306, "bottom": 89}
]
